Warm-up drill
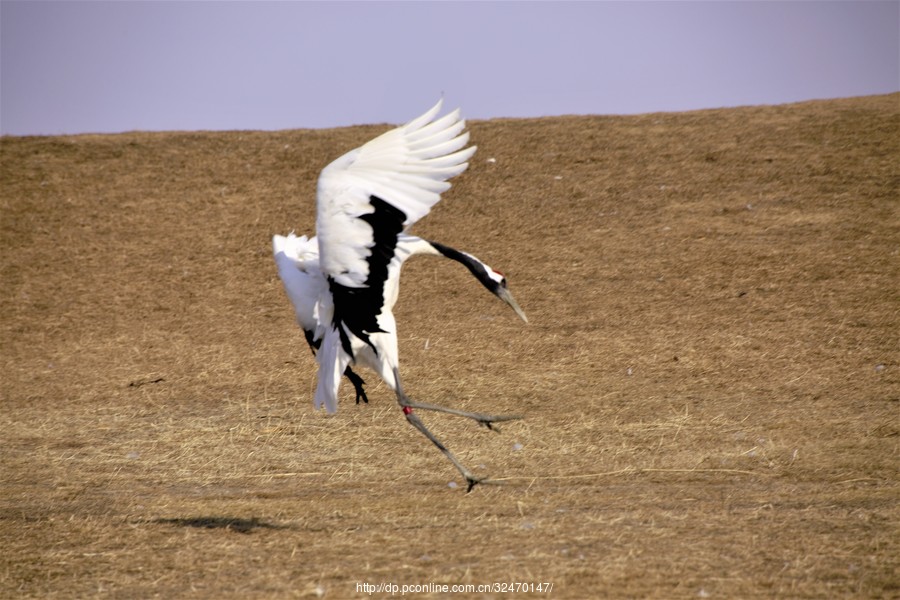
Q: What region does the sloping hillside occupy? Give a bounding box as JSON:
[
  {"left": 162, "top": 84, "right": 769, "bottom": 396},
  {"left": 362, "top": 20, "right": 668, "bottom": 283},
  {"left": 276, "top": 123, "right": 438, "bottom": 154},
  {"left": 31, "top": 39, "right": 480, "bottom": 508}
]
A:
[{"left": 2, "top": 94, "right": 897, "bottom": 598}]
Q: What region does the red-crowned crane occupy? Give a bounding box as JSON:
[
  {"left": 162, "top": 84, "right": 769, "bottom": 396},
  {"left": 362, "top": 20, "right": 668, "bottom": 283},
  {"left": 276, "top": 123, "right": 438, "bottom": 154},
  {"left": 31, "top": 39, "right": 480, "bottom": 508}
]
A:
[{"left": 273, "top": 100, "right": 527, "bottom": 490}]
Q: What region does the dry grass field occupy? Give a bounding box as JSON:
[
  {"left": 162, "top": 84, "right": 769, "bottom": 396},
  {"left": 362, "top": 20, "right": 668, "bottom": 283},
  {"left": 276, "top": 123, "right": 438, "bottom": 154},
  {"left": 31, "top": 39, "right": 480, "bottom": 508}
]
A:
[{"left": 2, "top": 94, "right": 898, "bottom": 598}]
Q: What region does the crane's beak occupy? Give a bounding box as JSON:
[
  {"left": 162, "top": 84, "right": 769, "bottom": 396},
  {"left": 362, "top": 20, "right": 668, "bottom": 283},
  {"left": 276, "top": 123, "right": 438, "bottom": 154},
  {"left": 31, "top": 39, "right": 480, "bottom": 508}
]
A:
[{"left": 497, "top": 287, "right": 529, "bottom": 323}]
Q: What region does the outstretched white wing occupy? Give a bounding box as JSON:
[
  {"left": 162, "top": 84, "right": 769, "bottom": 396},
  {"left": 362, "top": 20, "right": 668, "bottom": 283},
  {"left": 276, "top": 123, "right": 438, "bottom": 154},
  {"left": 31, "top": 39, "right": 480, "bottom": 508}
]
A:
[{"left": 315, "top": 99, "right": 477, "bottom": 287}]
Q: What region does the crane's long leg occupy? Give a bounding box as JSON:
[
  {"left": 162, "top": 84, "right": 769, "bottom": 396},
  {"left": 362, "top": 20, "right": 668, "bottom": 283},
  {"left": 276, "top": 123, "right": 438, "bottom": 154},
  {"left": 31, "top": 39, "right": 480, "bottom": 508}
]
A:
[
  {"left": 392, "top": 368, "right": 520, "bottom": 491},
  {"left": 397, "top": 400, "right": 521, "bottom": 430},
  {"left": 391, "top": 369, "right": 522, "bottom": 429},
  {"left": 401, "top": 407, "right": 484, "bottom": 491}
]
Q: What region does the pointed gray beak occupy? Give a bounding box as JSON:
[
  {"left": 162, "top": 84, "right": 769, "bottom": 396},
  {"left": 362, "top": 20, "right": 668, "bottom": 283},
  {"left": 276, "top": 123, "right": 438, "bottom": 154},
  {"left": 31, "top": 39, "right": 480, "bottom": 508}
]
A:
[{"left": 497, "top": 286, "right": 528, "bottom": 323}]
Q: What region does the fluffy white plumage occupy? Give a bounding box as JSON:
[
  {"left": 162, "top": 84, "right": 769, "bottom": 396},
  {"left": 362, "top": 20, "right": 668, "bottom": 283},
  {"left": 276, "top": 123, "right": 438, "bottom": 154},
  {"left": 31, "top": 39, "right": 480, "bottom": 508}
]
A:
[{"left": 272, "top": 233, "right": 329, "bottom": 345}]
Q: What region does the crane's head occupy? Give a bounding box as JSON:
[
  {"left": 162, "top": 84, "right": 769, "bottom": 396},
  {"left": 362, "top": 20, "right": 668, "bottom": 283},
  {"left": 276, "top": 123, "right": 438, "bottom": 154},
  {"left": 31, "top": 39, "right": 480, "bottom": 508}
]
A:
[
  {"left": 427, "top": 240, "right": 529, "bottom": 324},
  {"left": 483, "top": 268, "right": 529, "bottom": 324}
]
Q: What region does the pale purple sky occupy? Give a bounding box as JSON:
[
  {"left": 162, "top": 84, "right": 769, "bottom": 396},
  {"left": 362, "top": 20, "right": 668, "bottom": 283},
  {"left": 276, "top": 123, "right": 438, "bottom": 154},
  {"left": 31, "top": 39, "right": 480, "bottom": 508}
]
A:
[{"left": 1, "top": 1, "right": 898, "bottom": 136}]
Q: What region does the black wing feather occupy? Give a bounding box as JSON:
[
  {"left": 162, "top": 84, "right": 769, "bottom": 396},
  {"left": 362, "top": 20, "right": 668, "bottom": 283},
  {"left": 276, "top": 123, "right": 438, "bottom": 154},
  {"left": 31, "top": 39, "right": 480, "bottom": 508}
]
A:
[{"left": 329, "top": 195, "right": 407, "bottom": 358}]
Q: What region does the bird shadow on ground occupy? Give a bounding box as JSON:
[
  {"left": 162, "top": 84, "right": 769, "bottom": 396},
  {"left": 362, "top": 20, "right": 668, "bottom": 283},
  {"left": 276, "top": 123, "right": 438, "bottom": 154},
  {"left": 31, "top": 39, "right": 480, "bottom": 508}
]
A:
[{"left": 152, "top": 516, "right": 292, "bottom": 534}]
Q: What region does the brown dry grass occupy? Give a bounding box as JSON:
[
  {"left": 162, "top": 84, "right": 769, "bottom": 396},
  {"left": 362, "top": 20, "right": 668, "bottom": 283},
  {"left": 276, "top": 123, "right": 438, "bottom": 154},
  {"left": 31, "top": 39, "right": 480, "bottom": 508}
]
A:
[{"left": 1, "top": 94, "right": 898, "bottom": 598}]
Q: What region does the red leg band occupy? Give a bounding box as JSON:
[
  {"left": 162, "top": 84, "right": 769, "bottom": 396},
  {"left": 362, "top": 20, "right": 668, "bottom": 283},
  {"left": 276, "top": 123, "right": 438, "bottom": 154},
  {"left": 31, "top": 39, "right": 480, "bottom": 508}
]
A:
[{"left": 402, "top": 406, "right": 413, "bottom": 415}]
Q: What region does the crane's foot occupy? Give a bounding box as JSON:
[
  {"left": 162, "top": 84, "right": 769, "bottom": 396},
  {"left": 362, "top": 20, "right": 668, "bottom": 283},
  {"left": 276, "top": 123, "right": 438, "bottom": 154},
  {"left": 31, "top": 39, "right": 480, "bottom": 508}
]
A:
[
  {"left": 462, "top": 473, "right": 510, "bottom": 492},
  {"left": 344, "top": 367, "right": 368, "bottom": 404}
]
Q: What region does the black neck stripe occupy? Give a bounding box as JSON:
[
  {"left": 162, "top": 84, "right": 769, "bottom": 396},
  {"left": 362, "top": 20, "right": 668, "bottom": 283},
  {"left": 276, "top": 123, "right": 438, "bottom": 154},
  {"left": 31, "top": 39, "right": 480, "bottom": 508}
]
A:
[{"left": 427, "top": 240, "right": 498, "bottom": 294}]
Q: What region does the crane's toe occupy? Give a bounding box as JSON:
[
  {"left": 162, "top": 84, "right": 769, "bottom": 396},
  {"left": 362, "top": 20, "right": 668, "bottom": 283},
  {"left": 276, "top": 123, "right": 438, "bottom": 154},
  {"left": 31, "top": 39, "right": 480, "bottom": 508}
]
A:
[
  {"left": 463, "top": 474, "right": 509, "bottom": 492},
  {"left": 355, "top": 388, "right": 368, "bottom": 404},
  {"left": 476, "top": 413, "right": 523, "bottom": 432}
]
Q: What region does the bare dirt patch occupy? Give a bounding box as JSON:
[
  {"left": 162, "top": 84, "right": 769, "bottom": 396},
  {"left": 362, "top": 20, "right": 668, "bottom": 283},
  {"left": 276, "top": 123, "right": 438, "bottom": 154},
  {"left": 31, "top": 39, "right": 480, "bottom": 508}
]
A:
[{"left": 2, "top": 94, "right": 898, "bottom": 598}]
